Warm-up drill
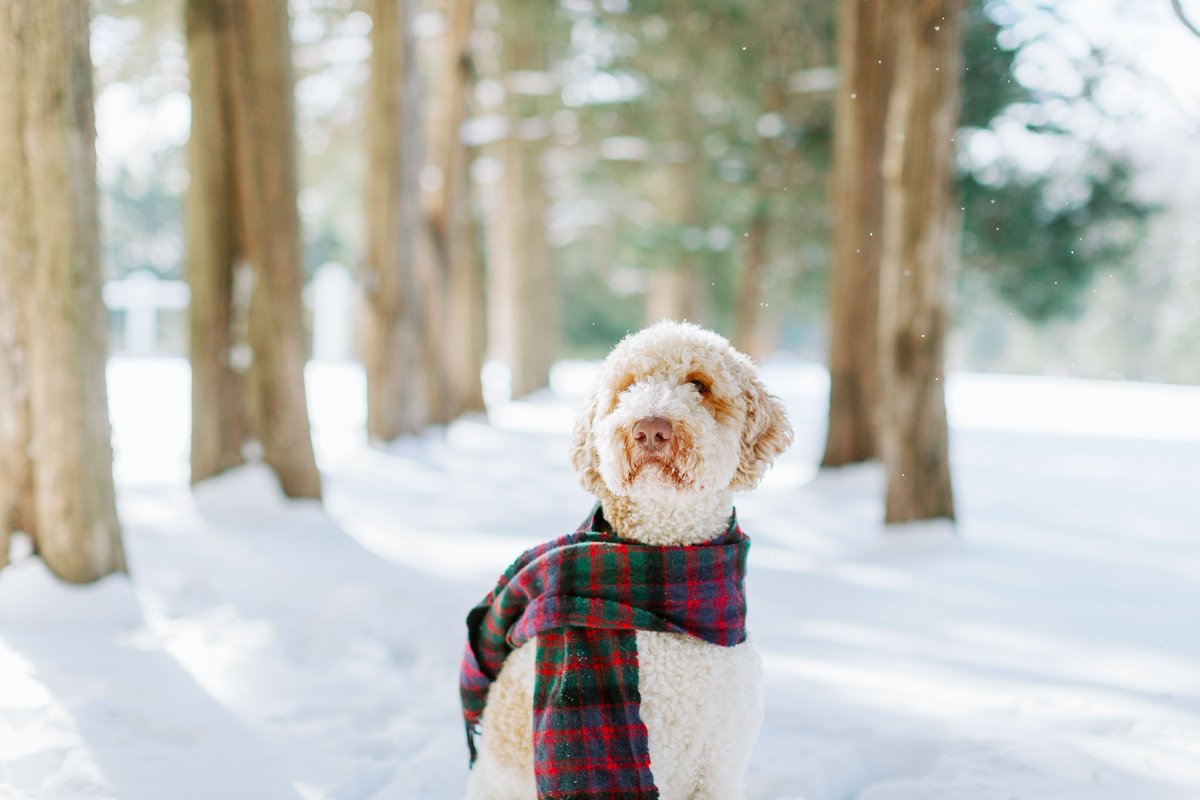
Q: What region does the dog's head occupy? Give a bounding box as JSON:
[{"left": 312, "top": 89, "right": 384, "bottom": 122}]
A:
[{"left": 571, "top": 320, "right": 792, "bottom": 501}]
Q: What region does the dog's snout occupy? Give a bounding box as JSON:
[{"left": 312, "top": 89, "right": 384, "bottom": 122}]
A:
[{"left": 632, "top": 417, "right": 673, "bottom": 452}]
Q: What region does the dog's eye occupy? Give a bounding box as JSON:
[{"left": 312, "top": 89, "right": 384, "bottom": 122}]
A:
[{"left": 689, "top": 378, "right": 710, "bottom": 396}]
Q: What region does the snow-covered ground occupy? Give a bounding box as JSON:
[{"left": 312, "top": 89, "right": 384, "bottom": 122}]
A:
[{"left": 2, "top": 357, "right": 1199, "bottom": 799}]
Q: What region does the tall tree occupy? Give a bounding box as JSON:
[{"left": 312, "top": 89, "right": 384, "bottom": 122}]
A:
[
  {"left": 486, "top": 0, "right": 836, "bottom": 355},
  {"left": 184, "top": 0, "right": 322, "bottom": 499},
  {"left": 644, "top": 153, "right": 707, "bottom": 325},
  {"left": 488, "top": 0, "right": 559, "bottom": 398},
  {"left": 732, "top": 201, "right": 771, "bottom": 358},
  {"left": 425, "top": 0, "right": 486, "bottom": 418},
  {"left": 643, "top": 0, "right": 705, "bottom": 331},
  {"left": 821, "top": 0, "right": 893, "bottom": 467},
  {"left": 0, "top": 0, "right": 126, "bottom": 582},
  {"left": 0, "top": 3, "right": 34, "bottom": 573},
  {"left": 362, "top": 0, "right": 426, "bottom": 440},
  {"left": 643, "top": 3, "right": 708, "bottom": 328},
  {"left": 731, "top": 0, "right": 829, "bottom": 359},
  {"left": 876, "top": 0, "right": 960, "bottom": 524}
]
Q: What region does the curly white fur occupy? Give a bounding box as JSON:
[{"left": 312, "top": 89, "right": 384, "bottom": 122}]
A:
[{"left": 467, "top": 320, "right": 792, "bottom": 800}]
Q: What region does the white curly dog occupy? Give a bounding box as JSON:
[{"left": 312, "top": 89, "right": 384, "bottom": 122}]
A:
[{"left": 467, "top": 320, "right": 792, "bottom": 799}]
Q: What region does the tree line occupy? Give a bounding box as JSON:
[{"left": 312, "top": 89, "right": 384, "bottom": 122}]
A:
[
  {"left": 0, "top": 0, "right": 1155, "bottom": 584},
  {"left": 0, "top": 0, "right": 561, "bottom": 583}
]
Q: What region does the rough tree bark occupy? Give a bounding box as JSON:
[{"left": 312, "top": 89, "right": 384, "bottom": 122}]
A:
[
  {"left": 0, "top": 0, "right": 126, "bottom": 583},
  {"left": 185, "top": 0, "right": 247, "bottom": 481},
  {"left": 425, "top": 0, "right": 486, "bottom": 418},
  {"left": 489, "top": 0, "right": 558, "bottom": 398},
  {"left": 185, "top": 0, "right": 321, "bottom": 499},
  {"left": 821, "top": 0, "right": 894, "bottom": 467},
  {"left": 877, "top": 0, "right": 960, "bottom": 524},
  {"left": 0, "top": 0, "right": 37, "bottom": 572},
  {"left": 362, "top": 0, "right": 426, "bottom": 440}
]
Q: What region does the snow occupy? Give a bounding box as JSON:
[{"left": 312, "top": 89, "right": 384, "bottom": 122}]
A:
[{"left": 2, "top": 357, "right": 1199, "bottom": 799}]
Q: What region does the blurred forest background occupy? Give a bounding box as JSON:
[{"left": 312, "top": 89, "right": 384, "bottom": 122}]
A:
[
  {"left": 92, "top": 0, "right": 1199, "bottom": 380},
  {"left": 3, "top": 0, "right": 1200, "bottom": 582}
]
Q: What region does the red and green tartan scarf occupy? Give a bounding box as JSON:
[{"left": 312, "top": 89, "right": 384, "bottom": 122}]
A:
[{"left": 460, "top": 504, "right": 749, "bottom": 800}]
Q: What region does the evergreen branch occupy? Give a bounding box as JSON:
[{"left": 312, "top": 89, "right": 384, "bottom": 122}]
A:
[{"left": 1171, "top": 0, "right": 1200, "bottom": 39}]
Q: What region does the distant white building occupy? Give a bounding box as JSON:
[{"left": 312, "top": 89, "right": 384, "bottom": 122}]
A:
[
  {"left": 104, "top": 264, "right": 359, "bottom": 362},
  {"left": 103, "top": 270, "right": 189, "bottom": 356}
]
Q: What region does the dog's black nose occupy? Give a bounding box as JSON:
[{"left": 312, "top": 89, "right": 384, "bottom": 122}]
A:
[{"left": 632, "top": 417, "right": 673, "bottom": 452}]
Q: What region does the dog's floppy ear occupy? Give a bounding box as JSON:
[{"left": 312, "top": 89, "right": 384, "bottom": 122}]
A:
[
  {"left": 730, "top": 370, "right": 793, "bottom": 491},
  {"left": 570, "top": 392, "right": 607, "bottom": 496}
]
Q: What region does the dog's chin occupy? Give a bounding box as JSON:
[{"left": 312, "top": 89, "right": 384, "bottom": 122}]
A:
[{"left": 615, "top": 459, "right": 698, "bottom": 500}]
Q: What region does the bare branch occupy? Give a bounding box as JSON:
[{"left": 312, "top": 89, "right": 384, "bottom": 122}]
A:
[{"left": 1172, "top": 0, "right": 1200, "bottom": 39}]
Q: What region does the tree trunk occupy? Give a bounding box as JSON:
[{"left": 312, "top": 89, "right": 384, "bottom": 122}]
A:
[
  {"left": 646, "top": 262, "right": 705, "bottom": 325},
  {"left": 488, "top": 0, "right": 558, "bottom": 399},
  {"left": 821, "top": 0, "right": 893, "bottom": 467},
  {"left": 0, "top": 0, "right": 126, "bottom": 583},
  {"left": 185, "top": 0, "right": 322, "bottom": 499},
  {"left": 733, "top": 16, "right": 796, "bottom": 365},
  {"left": 185, "top": 0, "right": 248, "bottom": 481},
  {"left": 441, "top": 176, "right": 488, "bottom": 416},
  {"left": 362, "top": 0, "right": 426, "bottom": 440},
  {"left": 645, "top": 156, "right": 706, "bottom": 325},
  {"left": 499, "top": 127, "right": 555, "bottom": 398},
  {"left": 0, "top": 1, "right": 37, "bottom": 571},
  {"left": 733, "top": 203, "right": 771, "bottom": 360},
  {"left": 426, "top": 0, "right": 486, "bottom": 418},
  {"left": 877, "top": 0, "right": 960, "bottom": 525}
]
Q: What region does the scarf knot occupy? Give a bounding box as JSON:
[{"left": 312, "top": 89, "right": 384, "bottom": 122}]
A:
[{"left": 460, "top": 504, "right": 749, "bottom": 799}]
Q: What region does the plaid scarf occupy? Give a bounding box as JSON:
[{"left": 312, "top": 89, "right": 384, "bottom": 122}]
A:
[{"left": 460, "top": 504, "right": 749, "bottom": 800}]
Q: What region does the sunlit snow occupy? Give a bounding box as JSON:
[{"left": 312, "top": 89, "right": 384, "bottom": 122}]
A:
[{"left": 1, "top": 358, "right": 1198, "bottom": 799}]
